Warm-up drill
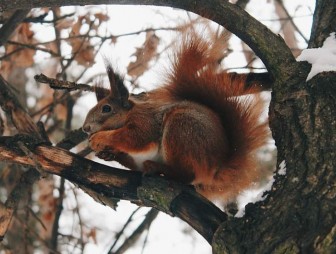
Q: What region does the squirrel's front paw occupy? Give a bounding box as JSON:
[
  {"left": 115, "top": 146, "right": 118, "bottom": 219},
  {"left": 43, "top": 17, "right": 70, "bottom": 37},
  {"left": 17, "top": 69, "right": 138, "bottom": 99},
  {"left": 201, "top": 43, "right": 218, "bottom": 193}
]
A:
[
  {"left": 96, "top": 150, "right": 116, "bottom": 161},
  {"left": 89, "top": 132, "right": 119, "bottom": 161},
  {"left": 89, "top": 132, "right": 108, "bottom": 152}
]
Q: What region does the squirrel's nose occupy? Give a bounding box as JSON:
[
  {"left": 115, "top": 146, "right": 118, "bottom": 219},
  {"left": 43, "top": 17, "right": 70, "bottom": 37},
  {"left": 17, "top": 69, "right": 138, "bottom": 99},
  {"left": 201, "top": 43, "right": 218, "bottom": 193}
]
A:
[{"left": 82, "top": 124, "right": 91, "bottom": 133}]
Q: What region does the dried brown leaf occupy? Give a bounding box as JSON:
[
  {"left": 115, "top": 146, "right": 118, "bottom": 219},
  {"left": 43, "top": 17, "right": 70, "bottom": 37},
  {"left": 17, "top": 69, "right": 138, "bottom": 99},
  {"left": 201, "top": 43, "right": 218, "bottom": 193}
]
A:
[
  {"left": 69, "top": 16, "right": 95, "bottom": 67},
  {"left": 35, "top": 82, "right": 67, "bottom": 122},
  {"left": 56, "top": 17, "right": 75, "bottom": 30},
  {"left": 74, "top": 41, "right": 95, "bottom": 67},
  {"left": 14, "top": 48, "right": 35, "bottom": 67},
  {"left": 1, "top": 23, "right": 37, "bottom": 77},
  {"left": 94, "top": 13, "right": 109, "bottom": 23},
  {"left": 127, "top": 31, "right": 160, "bottom": 78},
  {"left": 0, "top": 61, "right": 13, "bottom": 80},
  {"left": 111, "top": 36, "right": 118, "bottom": 44},
  {"left": 37, "top": 178, "right": 57, "bottom": 239},
  {"left": 70, "top": 16, "right": 83, "bottom": 36},
  {"left": 87, "top": 228, "right": 97, "bottom": 244}
]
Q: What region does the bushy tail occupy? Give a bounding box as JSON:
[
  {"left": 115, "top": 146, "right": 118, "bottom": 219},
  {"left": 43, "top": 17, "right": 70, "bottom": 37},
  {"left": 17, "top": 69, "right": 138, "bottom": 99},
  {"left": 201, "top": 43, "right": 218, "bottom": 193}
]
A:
[{"left": 165, "top": 32, "right": 269, "bottom": 200}]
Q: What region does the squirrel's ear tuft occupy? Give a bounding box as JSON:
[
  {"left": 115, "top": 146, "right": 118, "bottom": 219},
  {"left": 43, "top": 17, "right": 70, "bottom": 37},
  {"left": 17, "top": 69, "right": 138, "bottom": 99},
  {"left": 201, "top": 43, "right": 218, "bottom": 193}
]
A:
[
  {"left": 105, "top": 60, "right": 131, "bottom": 109},
  {"left": 105, "top": 62, "right": 119, "bottom": 97},
  {"left": 94, "top": 80, "right": 110, "bottom": 101}
]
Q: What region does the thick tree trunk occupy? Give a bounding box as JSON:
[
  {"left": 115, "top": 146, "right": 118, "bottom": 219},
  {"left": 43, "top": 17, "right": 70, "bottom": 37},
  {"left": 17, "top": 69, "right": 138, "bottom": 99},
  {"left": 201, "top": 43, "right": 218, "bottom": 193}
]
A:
[
  {"left": 213, "top": 1, "right": 336, "bottom": 252},
  {"left": 213, "top": 70, "right": 336, "bottom": 253}
]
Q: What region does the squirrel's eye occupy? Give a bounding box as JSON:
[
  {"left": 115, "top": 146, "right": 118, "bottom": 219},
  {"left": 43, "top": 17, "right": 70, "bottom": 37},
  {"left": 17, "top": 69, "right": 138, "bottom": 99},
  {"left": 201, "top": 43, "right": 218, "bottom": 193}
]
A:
[{"left": 102, "top": 104, "right": 112, "bottom": 113}]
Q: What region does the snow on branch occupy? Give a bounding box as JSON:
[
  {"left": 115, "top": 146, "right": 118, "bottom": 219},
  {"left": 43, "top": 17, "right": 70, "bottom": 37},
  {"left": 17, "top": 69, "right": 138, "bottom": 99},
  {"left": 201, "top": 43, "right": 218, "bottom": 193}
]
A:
[{"left": 297, "top": 32, "right": 336, "bottom": 81}]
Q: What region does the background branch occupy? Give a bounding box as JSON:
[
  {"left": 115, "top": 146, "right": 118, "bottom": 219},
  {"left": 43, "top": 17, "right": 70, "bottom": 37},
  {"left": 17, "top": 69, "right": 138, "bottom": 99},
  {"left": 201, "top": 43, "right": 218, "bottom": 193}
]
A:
[
  {"left": 308, "top": 0, "right": 336, "bottom": 48},
  {"left": 0, "top": 75, "right": 40, "bottom": 135},
  {"left": 0, "top": 74, "right": 89, "bottom": 245},
  {"left": 0, "top": 0, "right": 297, "bottom": 81},
  {"left": 0, "top": 9, "right": 30, "bottom": 46},
  {"left": 0, "top": 169, "right": 40, "bottom": 240},
  {"left": 110, "top": 209, "right": 159, "bottom": 254}
]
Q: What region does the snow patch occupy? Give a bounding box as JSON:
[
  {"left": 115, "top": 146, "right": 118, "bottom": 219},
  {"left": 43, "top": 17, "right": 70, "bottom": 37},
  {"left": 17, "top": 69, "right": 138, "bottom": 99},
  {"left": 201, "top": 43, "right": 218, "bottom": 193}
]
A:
[
  {"left": 297, "top": 32, "right": 336, "bottom": 81},
  {"left": 235, "top": 159, "right": 287, "bottom": 217},
  {"left": 292, "top": 177, "right": 299, "bottom": 183},
  {"left": 278, "top": 160, "right": 287, "bottom": 175},
  {"left": 235, "top": 175, "right": 275, "bottom": 218}
]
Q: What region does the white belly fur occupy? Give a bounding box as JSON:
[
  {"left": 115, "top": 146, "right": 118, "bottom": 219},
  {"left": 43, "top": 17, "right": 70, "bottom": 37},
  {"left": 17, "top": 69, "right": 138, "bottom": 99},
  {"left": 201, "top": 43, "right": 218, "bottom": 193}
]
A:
[{"left": 128, "top": 146, "right": 161, "bottom": 170}]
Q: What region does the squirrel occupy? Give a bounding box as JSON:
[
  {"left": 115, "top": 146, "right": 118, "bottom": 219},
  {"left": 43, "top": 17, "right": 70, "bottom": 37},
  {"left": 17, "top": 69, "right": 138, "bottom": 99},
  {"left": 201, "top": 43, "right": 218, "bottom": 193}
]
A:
[{"left": 82, "top": 32, "right": 270, "bottom": 203}]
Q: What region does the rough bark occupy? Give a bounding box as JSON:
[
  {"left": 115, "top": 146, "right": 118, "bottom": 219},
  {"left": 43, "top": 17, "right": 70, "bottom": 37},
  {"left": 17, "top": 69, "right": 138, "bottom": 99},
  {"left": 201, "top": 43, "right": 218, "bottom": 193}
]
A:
[
  {"left": 213, "top": 71, "right": 336, "bottom": 253},
  {"left": 0, "top": 137, "right": 227, "bottom": 244},
  {"left": 308, "top": 0, "right": 336, "bottom": 48}
]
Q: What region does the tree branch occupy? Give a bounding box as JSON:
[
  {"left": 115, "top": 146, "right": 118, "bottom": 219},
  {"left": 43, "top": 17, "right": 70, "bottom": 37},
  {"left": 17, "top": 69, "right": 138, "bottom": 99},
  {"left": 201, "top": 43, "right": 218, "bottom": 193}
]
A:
[
  {"left": 0, "top": 9, "right": 30, "bottom": 46},
  {"left": 6, "top": 40, "right": 59, "bottom": 56},
  {"left": 308, "top": 0, "right": 336, "bottom": 48},
  {"left": 0, "top": 135, "right": 227, "bottom": 244},
  {"left": 34, "top": 73, "right": 93, "bottom": 92},
  {"left": 0, "top": 75, "right": 40, "bottom": 135},
  {"left": 108, "top": 207, "right": 141, "bottom": 252},
  {"left": 111, "top": 209, "right": 159, "bottom": 254},
  {"left": 0, "top": 168, "right": 40, "bottom": 240}
]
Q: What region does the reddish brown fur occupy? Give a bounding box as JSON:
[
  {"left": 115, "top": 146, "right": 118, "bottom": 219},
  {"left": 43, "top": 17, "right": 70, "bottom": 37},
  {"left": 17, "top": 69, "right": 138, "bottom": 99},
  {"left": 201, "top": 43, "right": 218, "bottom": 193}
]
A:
[{"left": 83, "top": 32, "right": 269, "bottom": 203}]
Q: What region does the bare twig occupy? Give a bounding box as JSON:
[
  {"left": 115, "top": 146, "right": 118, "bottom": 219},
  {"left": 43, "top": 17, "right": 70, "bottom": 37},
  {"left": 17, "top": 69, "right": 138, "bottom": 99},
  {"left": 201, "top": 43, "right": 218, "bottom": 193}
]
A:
[
  {"left": 0, "top": 47, "right": 25, "bottom": 61},
  {"left": 275, "top": 0, "right": 308, "bottom": 43},
  {"left": 108, "top": 207, "right": 141, "bottom": 252},
  {"left": 27, "top": 206, "right": 47, "bottom": 231},
  {"left": 23, "top": 13, "right": 49, "bottom": 23},
  {"left": 52, "top": 8, "right": 67, "bottom": 80},
  {"left": 34, "top": 74, "right": 93, "bottom": 92},
  {"left": 140, "top": 226, "right": 150, "bottom": 254},
  {"left": 6, "top": 40, "right": 59, "bottom": 56},
  {"left": 50, "top": 178, "right": 65, "bottom": 251},
  {"left": 22, "top": 12, "right": 75, "bottom": 24},
  {"left": 72, "top": 189, "right": 87, "bottom": 252},
  {"left": 111, "top": 209, "right": 159, "bottom": 254},
  {"left": 23, "top": 184, "right": 33, "bottom": 253}
]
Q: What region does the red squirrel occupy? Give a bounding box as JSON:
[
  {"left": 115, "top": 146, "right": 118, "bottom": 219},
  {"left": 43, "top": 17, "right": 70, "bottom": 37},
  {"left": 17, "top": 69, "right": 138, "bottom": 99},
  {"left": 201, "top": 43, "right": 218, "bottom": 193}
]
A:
[{"left": 82, "top": 32, "right": 270, "bottom": 203}]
